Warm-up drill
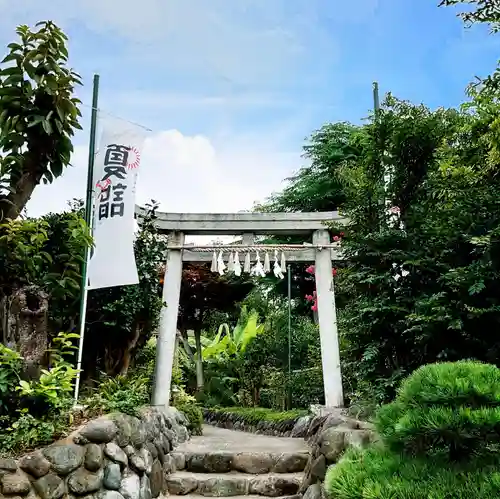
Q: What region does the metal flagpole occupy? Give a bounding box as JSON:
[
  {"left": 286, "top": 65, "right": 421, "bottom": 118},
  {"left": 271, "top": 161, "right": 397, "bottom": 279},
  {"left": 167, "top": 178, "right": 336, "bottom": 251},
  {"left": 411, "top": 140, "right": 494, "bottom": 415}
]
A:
[
  {"left": 74, "top": 74, "right": 100, "bottom": 403},
  {"left": 373, "top": 81, "right": 387, "bottom": 227},
  {"left": 373, "top": 81, "right": 380, "bottom": 114},
  {"left": 287, "top": 264, "right": 292, "bottom": 410}
]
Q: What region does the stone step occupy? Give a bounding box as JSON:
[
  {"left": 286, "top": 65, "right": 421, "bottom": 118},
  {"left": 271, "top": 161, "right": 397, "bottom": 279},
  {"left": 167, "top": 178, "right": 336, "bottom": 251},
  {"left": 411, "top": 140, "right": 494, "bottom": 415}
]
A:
[
  {"left": 167, "top": 495, "right": 301, "bottom": 499},
  {"left": 172, "top": 452, "right": 309, "bottom": 474},
  {"left": 166, "top": 471, "right": 303, "bottom": 497}
]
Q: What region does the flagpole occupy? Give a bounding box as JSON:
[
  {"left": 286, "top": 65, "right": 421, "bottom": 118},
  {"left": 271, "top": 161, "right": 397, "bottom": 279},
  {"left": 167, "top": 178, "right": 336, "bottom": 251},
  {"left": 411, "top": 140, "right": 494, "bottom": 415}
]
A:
[{"left": 74, "top": 74, "right": 100, "bottom": 403}]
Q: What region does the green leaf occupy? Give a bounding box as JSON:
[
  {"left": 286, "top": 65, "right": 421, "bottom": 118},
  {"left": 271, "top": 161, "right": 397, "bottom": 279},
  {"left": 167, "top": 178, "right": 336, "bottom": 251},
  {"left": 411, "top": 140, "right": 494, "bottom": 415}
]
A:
[
  {"left": 469, "top": 281, "right": 486, "bottom": 295},
  {"left": 0, "top": 66, "right": 22, "bottom": 76},
  {"left": 7, "top": 42, "right": 23, "bottom": 51},
  {"left": 27, "top": 115, "right": 45, "bottom": 128},
  {"left": 42, "top": 119, "right": 53, "bottom": 135},
  {"left": 1, "top": 53, "right": 20, "bottom": 64}
]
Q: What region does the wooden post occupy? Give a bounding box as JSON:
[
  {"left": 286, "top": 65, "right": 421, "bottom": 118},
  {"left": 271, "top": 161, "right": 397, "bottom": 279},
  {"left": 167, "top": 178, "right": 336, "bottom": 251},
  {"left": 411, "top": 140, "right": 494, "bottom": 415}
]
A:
[
  {"left": 152, "top": 231, "right": 184, "bottom": 408},
  {"left": 313, "top": 229, "right": 343, "bottom": 408}
]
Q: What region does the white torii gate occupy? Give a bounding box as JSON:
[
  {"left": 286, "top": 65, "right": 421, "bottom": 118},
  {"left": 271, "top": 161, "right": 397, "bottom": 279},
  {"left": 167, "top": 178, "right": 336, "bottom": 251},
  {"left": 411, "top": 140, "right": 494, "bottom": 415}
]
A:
[{"left": 135, "top": 208, "right": 346, "bottom": 410}]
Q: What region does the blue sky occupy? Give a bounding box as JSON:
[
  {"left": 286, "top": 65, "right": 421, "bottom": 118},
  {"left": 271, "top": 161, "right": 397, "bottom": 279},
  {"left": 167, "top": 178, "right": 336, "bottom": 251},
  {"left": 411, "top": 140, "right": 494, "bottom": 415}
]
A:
[{"left": 0, "top": 0, "right": 498, "bottom": 216}]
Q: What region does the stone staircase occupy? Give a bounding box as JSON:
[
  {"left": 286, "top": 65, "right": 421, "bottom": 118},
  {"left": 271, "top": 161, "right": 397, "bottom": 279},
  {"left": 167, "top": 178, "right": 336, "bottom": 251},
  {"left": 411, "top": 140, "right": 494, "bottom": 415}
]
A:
[{"left": 165, "top": 425, "right": 309, "bottom": 498}]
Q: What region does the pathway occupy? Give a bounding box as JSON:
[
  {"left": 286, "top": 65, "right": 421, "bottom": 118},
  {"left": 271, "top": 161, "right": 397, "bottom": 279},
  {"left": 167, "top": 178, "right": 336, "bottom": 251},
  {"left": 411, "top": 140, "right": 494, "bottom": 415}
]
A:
[{"left": 166, "top": 425, "right": 310, "bottom": 498}]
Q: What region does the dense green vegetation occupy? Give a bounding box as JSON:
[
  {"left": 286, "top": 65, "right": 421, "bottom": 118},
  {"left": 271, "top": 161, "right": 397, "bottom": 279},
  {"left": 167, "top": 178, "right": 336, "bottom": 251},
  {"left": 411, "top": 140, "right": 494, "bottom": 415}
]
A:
[
  {"left": 206, "top": 407, "right": 308, "bottom": 424},
  {"left": 326, "top": 362, "right": 500, "bottom": 498}
]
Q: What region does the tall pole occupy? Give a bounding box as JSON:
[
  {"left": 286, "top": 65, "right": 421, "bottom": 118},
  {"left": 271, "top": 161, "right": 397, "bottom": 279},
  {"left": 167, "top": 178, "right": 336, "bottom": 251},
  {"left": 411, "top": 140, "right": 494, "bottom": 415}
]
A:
[
  {"left": 373, "top": 81, "right": 380, "bottom": 114},
  {"left": 74, "top": 74, "right": 100, "bottom": 403},
  {"left": 287, "top": 264, "right": 292, "bottom": 410},
  {"left": 373, "top": 81, "right": 386, "bottom": 221}
]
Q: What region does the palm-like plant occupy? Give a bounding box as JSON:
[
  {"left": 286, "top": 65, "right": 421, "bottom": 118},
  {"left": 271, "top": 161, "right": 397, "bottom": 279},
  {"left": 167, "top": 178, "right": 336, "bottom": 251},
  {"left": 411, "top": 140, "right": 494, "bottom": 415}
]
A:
[{"left": 201, "top": 308, "right": 264, "bottom": 361}]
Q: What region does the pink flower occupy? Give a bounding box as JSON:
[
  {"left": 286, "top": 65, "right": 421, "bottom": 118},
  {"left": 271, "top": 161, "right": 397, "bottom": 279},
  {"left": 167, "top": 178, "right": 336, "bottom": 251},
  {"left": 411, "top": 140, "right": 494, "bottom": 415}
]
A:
[
  {"left": 305, "top": 294, "right": 314, "bottom": 302},
  {"left": 333, "top": 235, "right": 340, "bottom": 242},
  {"left": 311, "top": 304, "right": 318, "bottom": 312},
  {"left": 340, "top": 232, "right": 345, "bottom": 237},
  {"left": 332, "top": 268, "right": 337, "bottom": 276},
  {"left": 306, "top": 265, "right": 315, "bottom": 274}
]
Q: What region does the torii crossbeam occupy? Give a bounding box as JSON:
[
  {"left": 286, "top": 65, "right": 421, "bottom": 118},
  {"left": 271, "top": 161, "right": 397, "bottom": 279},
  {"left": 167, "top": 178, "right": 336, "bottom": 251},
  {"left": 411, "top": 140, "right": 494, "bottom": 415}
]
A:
[{"left": 136, "top": 207, "right": 346, "bottom": 410}]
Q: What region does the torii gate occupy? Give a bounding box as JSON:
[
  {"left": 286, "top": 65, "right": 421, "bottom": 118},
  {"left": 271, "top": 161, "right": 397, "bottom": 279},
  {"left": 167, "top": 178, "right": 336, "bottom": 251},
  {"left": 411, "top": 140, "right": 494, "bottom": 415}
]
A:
[{"left": 136, "top": 208, "right": 346, "bottom": 410}]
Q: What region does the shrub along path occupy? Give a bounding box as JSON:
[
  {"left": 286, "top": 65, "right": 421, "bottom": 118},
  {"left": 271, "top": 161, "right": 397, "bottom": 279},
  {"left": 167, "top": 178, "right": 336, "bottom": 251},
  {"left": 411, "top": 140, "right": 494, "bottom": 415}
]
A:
[{"left": 166, "top": 425, "right": 310, "bottom": 498}]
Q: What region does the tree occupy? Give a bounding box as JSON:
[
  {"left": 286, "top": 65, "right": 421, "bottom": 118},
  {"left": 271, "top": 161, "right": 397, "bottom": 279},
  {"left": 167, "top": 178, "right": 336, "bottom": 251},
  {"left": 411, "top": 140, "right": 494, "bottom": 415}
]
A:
[
  {"left": 0, "top": 21, "right": 82, "bottom": 221},
  {"left": 0, "top": 208, "right": 91, "bottom": 366},
  {"left": 254, "top": 122, "right": 360, "bottom": 312},
  {"left": 174, "top": 263, "right": 254, "bottom": 391},
  {"left": 257, "top": 122, "right": 358, "bottom": 214},
  {"left": 439, "top": 0, "right": 500, "bottom": 32},
  {"left": 338, "top": 92, "right": 500, "bottom": 405}
]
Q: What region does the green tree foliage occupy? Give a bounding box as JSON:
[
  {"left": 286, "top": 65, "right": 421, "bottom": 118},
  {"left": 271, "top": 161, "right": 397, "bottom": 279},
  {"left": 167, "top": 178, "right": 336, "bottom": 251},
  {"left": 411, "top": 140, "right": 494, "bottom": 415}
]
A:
[
  {"left": 258, "top": 122, "right": 357, "bottom": 213},
  {"left": 0, "top": 209, "right": 92, "bottom": 339},
  {"left": 0, "top": 21, "right": 82, "bottom": 221},
  {"left": 334, "top": 93, "right": 500, "bottom": 405},
  {"left": 201, "top": 308, "right": 264, "bottom": 360},
  {"left": 197, "top": 292, "right": 323, "bottom": 409},
  {"left": 83, "top": 202, "right": 166, "bottom": 378},
  {"left": 2, "top": 201, "right": 165, "bottom": 380},
  {"left": 177, "top": 264, "right": 254, "bottom": 334},
  {"left": 254, "top": 123, "right": 355, "bottom": 309},
  {"left": 439, "top": 0, "right": 500, "bottom": 32},
  {"left": 176, "top": 263, "right": 254, "bottom": 392}
]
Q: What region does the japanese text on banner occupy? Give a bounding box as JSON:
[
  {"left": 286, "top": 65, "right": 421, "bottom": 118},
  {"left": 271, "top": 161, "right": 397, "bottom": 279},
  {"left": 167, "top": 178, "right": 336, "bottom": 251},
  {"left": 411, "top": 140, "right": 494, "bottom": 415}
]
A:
[{"left": 87, "top": 121, "right": 146, "bottom": 290}]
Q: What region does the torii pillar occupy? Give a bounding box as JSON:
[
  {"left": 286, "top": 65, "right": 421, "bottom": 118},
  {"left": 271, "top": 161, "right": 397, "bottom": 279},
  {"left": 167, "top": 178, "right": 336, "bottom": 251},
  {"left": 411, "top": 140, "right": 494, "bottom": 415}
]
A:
[
  {"left": 313, "top": 229, "right": 343, "bottom": 408},
  {"left": 152, "top": 231, "right": 184, "bottom": 409}
]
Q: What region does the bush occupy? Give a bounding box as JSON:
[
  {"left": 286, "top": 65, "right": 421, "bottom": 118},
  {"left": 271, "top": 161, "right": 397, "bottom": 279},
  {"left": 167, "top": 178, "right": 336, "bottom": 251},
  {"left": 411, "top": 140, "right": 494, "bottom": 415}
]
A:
[
  {"left": 85, "top": 374, "right": 150, "bottom": 417},
  {"left": 208, "top": 406, "right": 308, "bottom": 424},
  {"left": 0, "top": 332, "right": 79, "bottom": 455},
  {"left": 326, "top": 446, "right": 500, "bottom": 499},
  {"left": 376, "top": 361, "right": 500, "bottom": 462},
  {"left": 258, "top": 367, "right": 324, "bottom": 410},
  {"left": 173, "top": 387, "right": 203, "bottom": 436},
  {"left": 0, "top": 413, "right": 70, "bottom": 456},
  {"left": 325, "top": 361, "right": 500, "bottom": 499}
]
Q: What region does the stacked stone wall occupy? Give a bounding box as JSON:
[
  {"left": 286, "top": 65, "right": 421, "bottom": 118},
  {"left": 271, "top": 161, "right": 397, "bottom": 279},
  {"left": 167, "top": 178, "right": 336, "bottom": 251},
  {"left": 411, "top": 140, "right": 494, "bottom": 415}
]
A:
[{"left": 0, "top": 407, "right": 190, "bottom": 499}]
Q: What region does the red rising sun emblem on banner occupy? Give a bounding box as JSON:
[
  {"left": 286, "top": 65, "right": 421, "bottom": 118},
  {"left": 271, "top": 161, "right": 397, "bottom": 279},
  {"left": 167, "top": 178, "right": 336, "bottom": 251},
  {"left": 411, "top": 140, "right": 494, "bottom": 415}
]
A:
[{"left": 127, "top": 147, "right": 141, "bottom": 170}]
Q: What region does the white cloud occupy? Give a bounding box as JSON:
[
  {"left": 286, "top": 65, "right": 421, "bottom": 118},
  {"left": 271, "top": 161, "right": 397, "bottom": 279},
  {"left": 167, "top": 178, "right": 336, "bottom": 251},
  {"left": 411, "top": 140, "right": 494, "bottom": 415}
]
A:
[
  {"left": 3, "top": 0, "right": 331, "bottom": 223},
  {"left": 0, "top": 0, "right": 340, "bottom": 92},
  {"left": 26, "top": 128, "right": 299, "bottom": 217}
]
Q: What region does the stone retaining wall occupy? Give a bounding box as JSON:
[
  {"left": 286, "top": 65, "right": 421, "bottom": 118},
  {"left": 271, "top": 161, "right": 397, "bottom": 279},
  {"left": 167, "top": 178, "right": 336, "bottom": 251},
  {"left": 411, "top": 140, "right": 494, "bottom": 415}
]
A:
[
  {"left": 0, "top": 407, "right": 190, "bottom": 499},
  {"left": 203, "top": 410, "right": 302, "bottom": 437},
  {"left": 295, "top": 412, "right": 375, "bottom": 499}
]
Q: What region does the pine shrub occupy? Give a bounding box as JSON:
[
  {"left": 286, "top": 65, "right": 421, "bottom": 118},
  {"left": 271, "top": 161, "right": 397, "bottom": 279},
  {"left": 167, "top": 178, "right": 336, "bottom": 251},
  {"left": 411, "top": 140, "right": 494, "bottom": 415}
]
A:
[
  {"left": 325, "top": 361, "right": 500, "bottom": 498},
  {"left": 376, "top": 361, "right": 500, "bottom": 461}
]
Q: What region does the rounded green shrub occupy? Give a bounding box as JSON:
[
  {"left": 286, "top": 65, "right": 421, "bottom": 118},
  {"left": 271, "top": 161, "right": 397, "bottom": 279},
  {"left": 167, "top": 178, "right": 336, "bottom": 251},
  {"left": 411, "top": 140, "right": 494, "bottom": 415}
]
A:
[
  {"left": 325, "top": 361, "right": 500, "bottom": 499},
  {"left": 375, "top": 361, "right": 500, "bottom": 461},
  {"left": 325, "top": 446, "right": 500, "bottom": 499}
]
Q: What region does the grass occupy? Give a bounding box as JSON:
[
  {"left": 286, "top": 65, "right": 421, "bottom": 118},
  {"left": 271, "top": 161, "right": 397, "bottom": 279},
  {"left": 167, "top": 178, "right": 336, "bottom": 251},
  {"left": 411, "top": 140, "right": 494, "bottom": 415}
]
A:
[{"left": 208, "top": 407, "right": 308, "bottom": 423}]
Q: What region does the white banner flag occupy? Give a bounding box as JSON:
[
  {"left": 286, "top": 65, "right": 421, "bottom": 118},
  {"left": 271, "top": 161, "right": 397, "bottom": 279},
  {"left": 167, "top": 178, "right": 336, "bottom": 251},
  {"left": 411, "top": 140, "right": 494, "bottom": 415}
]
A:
[{"left": 87, "top": 119, "right": 147, "bottom": 290}]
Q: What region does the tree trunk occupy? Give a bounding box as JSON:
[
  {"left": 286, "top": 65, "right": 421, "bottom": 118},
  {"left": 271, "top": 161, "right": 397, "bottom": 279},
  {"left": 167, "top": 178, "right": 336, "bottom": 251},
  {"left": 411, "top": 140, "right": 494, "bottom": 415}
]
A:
[
  {"left": 0, "top": 167, "right": 42, "bottom": 221},
  {"left": 194, "top": 329, "right": 204, "bottom": 391},
  {"left": 4, "top": 285, "right": 49, "bottom": 379},
  {"left": 103, "top": 324, "right": 142, "bottom": 376}
]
